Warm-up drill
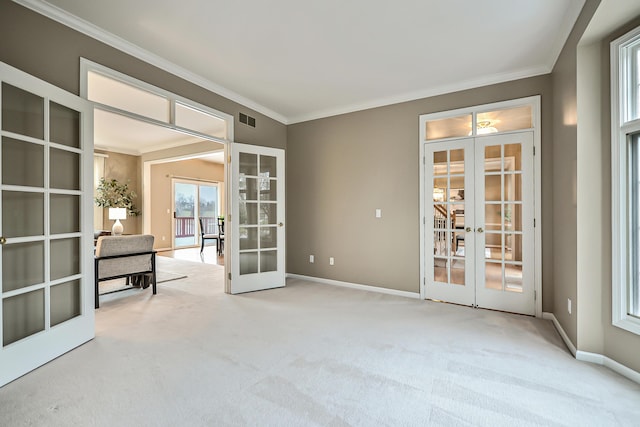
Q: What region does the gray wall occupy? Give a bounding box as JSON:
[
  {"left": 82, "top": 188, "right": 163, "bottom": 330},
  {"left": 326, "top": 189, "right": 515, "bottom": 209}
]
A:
[
  {"left": 578, "top": 14, "right": 640, "bottom": 372},
  {"left": 0, "top": 0, "right": 286, "bottom": 150},
  {"left": 287, "top": 76, "right": 554, "bottom": 304},
  {"left": 550, "top": 0, "right": 601, "bottom": 350}
]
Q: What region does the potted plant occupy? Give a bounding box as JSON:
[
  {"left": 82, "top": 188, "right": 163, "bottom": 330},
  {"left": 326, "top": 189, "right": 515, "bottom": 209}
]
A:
[{"left": 95, "top": 178, "right": 140, "bottom": 216}]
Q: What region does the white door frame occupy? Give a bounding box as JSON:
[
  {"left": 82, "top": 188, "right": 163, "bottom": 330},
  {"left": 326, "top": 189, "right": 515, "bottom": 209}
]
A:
[{"left": 419, "top": 96, "right": 542, "bottom": 317}]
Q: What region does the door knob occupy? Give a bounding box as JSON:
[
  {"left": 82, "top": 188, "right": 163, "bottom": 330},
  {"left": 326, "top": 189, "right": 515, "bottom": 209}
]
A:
[
  {"left": 278, "top": 222, "right": 284, "bottom": 227},
  {"left": 477, "top": 227, "right": 484, "bottom": 233},
  {"left": 0, "top": 236, "right": 5, "bottom": 245},
  {"left": 465, "top": 227, "right": 472, "bottom": 232}
]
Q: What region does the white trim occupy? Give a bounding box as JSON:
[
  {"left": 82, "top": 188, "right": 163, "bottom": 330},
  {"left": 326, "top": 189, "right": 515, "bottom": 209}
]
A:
[
  {"left": 576, "top": 351, "right": 640, "bottom": 385},
  {"left": 287, "top": 273, "right": 421, "bottom": 300},
  {"left": 15, "top": 0, "right": 287, "bottom": 125},
  {"left": 11, "top": 0, "right": 585, "bottom": 126},
  {"left": 542, "top": 312, "right": 577, "bottom": 356},
  {"left": 611, "top": 25, "right": 640, "bottom": 336},
  {"left": 288, "top": 66, "right": 550, "bottom": 124}
]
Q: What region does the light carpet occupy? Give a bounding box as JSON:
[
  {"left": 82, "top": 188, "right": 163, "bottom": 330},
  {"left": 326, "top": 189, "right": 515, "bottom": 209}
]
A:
[{"left": 0, "top": 256, "right": 639, "bottom": 426}]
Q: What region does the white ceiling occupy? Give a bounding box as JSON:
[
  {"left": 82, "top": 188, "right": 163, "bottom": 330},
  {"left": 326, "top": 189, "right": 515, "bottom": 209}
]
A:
[{"left": 18, "top": 0, "right": 585, "bottom": 124}]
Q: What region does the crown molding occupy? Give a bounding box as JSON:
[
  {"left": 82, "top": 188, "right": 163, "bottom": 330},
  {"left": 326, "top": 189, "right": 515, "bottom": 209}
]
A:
[
  {"left": 13, "top": 0, "right": 289, "bottom": 125},
  {"left": 287, "top": 65, "right": 551, "bottom": 124}
]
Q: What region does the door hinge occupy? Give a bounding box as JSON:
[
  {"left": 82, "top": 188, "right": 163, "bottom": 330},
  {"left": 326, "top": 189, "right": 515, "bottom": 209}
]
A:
[
  {"left": 228, "top": 214, "right": 231, "bottom": 222},
  {"left": 228, "top": 155, "right": 231, "bottom": 164},
  {"left": 533, "top": 146, "right": 536, "bottom": 156},
  {"left": 423, "top": 216, "right": 425, "bottom": 225},
  {"left": 534, "top": 290, "right": 537, "bottom": 300},
  {"left": 228, "top": 272, "right": 231, "bottom": 281},
  {"left": 534, "top": 218, "right": 536, "bottom": 227}
]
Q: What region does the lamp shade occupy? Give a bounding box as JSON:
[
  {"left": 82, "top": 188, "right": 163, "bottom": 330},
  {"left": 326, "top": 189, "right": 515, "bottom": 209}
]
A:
[{"left": 108, "top": 208, "right": 127, "bottom": 220}]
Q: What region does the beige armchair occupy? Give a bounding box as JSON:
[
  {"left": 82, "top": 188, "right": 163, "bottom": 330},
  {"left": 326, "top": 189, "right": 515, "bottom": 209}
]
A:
[{"left": 94, "top": 235, "right": 156, "bottom": 308}]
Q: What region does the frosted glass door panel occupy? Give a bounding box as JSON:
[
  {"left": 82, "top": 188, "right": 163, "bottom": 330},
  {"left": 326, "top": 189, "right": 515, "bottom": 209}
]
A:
[
  {"left": 3, "top": 290, "right": 44, "bottom": 346},
  {"left": 2, "top": 137, "right": 44, "bottom": 187},
  {"left": 50, "top": 149, "right": 80, "bottom": 190},
  {"left": 2, "top": 242, "right": 44, "bottom": 292},
  {"left": 50, "top": 238, "right": 80, "bottom": 280},
  {"left": 50, "top": 194, "right": 80, "bottom": 234},
  {"left": 2, "top": 191, "right": 44, "bottom": 238},
  {"left": 50, "top": 280, "right": 81, "bottom": 327},
  {"left": 50, "top": 102, "right": 80, "bottom": 148},
  {"left": 1, "top": 83, "right": 44, "bottom": 139}
]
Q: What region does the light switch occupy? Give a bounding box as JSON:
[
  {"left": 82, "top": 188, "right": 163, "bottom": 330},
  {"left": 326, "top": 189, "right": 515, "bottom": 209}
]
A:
[{"left": 375, "top": 209, "right": 382, "bottom": 218}]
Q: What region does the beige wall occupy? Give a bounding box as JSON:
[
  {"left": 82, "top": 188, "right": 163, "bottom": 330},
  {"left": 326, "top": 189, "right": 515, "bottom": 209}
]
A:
[
  {"left": 149, "top": 159, "right": 224, "bottom": 250},
  {"left": 287, "top": 75, "right": 554, "bottom": 300},
  {"left": 0, "top": 0, "right": 286, "bottom": 150},
  {"left": 96, "top": 150, "right": 142, "bottom": 234},
  {"left": 550, "top": 0, "right": 602, "bottom": 348},
  {"left": 557, "top": 0, "right": 640, "bottom": 373},
  {"left": 577, "top": 13, "right": 640, "bottom": 372}
]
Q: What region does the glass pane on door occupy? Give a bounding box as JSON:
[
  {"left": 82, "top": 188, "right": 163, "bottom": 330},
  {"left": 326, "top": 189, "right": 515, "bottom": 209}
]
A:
[
  {"left": 174, "top": 182, "right": 196, "bottom": 247},
  {"left": 482, "top": 142, "right": 524, "bottom": 292},
  {"left": 431, "top": 148, "right": 466, "bottom": 286}
]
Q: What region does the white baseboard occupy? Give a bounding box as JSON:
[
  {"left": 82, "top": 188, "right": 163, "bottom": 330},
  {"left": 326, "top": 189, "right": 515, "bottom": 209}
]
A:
[
  {"left": 542, "top": 312, "right": 577, "bottom": 356},
  {"left": 543, "top": 312, "right": 640, "bottom": 385},
  {"left": 576, "top": 351, "right": 640, "bottom": 384},
  {"left": 286, "top": 273, "right": 421, "bottom": 300}
]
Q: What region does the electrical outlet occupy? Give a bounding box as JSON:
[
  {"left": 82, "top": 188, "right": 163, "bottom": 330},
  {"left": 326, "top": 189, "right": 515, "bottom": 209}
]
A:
[
  {"left": 329, "top": 257, "right": 335, "bottom": 266},
  {"left": 375, "top": 209, "right": 382, "bottom": 218},
  {"left": 567, "top": 298, "right": 572, "bottom": 314},
  {"left": 162, "top": 236, "right": 166, "bottom": 241},
  {"left": 309, "top": 255, "right": 314, "bottom": 263}
]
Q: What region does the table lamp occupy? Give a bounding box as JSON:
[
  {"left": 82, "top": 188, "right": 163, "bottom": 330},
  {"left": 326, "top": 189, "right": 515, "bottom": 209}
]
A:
[{"left": 109, "top": 207, "right": 127, "bottom": 235}]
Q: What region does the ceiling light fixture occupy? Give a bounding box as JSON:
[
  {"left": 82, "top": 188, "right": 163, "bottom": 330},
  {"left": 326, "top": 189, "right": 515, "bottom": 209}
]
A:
[{"left": 476, "top": 120, "right": 498, "bottom": 135}]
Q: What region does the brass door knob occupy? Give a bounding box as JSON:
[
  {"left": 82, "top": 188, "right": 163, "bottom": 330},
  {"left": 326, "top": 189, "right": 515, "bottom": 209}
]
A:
[
  {"left": 477, "top": 227, "right": 484, "bottom": 233},
  {"left": 465, "top": 227, "right": 472, "bottom": 232},
  {"left": 278, "top": 222, "right": 284, "bottom": 227},
  {"left": 0, "top": 236, "right": 6, "bottom": 245}
]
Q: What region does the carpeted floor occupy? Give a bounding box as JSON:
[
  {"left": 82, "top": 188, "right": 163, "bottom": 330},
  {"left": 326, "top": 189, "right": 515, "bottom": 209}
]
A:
[{"left": 0, "top": 256, "right": 639, "bottom": 426}]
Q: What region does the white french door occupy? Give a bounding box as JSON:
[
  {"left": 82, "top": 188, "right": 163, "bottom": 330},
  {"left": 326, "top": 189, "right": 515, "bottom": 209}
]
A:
[
  {"left": 228, "top": 143, "right": 285, "bottom": 294},
  {"left": 425, "top": 131, "right": 535, "bottom": 315},
  {"left": 0, "top": 62, "right": 94, "bottom": 387}
]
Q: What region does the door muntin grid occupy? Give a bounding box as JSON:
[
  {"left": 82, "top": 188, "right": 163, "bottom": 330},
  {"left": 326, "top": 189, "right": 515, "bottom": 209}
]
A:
[
  {"left": 481, "top": 142, "right": 524, "bottom": 293},
  {"left": 238, "top": 153, "right": 278, "bottom": 275},
  {"left": 1, "top": 82, "right": 84, "bottom": 347},
  {"left": 432, "top": 148, "right": 467, "bottom": 286}
]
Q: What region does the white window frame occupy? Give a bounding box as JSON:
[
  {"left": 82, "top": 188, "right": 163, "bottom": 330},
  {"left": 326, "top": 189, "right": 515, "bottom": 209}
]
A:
[
  {"left": 611, "top": 25, "right": 640, "bottom": 335},
  {"left": 79, "top": 58, "right": 234, "bottom": 144}
]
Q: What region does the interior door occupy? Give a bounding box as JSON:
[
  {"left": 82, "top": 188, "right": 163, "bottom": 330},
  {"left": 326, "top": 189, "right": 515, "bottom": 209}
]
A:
[
  {"left": 0, "top": 62, "right": 94, "bottom": 387},
  {"left": 424, "top": 131, "right": 535, "bottom": 315},
  {"left": 228, "top": 143, "right": 285, "bottom": 294},
  {"left": 475, "top": 132, "right": 534, "bottom": 315},
  {"left": 424, "top": 138, "right": 476, "bottom": 306}
]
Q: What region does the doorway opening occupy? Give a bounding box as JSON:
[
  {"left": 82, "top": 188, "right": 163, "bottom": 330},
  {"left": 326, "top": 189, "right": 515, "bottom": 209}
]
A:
[{"left": 80, "top": 59, "right": 233, "bottom": 273}]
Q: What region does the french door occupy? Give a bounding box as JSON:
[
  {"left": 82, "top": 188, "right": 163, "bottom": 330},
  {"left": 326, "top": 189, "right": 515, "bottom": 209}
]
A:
[
  {"left": 424, "top": 131, "right": 535, "bottom": 315},
  {"left": 172, "top": 180, "right": 218, "bottom": 248},
  {"left": 0, "top": 63, "right": 94, "bottom": 386},
  {"left": 228, "top": 143, "right": 285, "bottom": 294}
]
